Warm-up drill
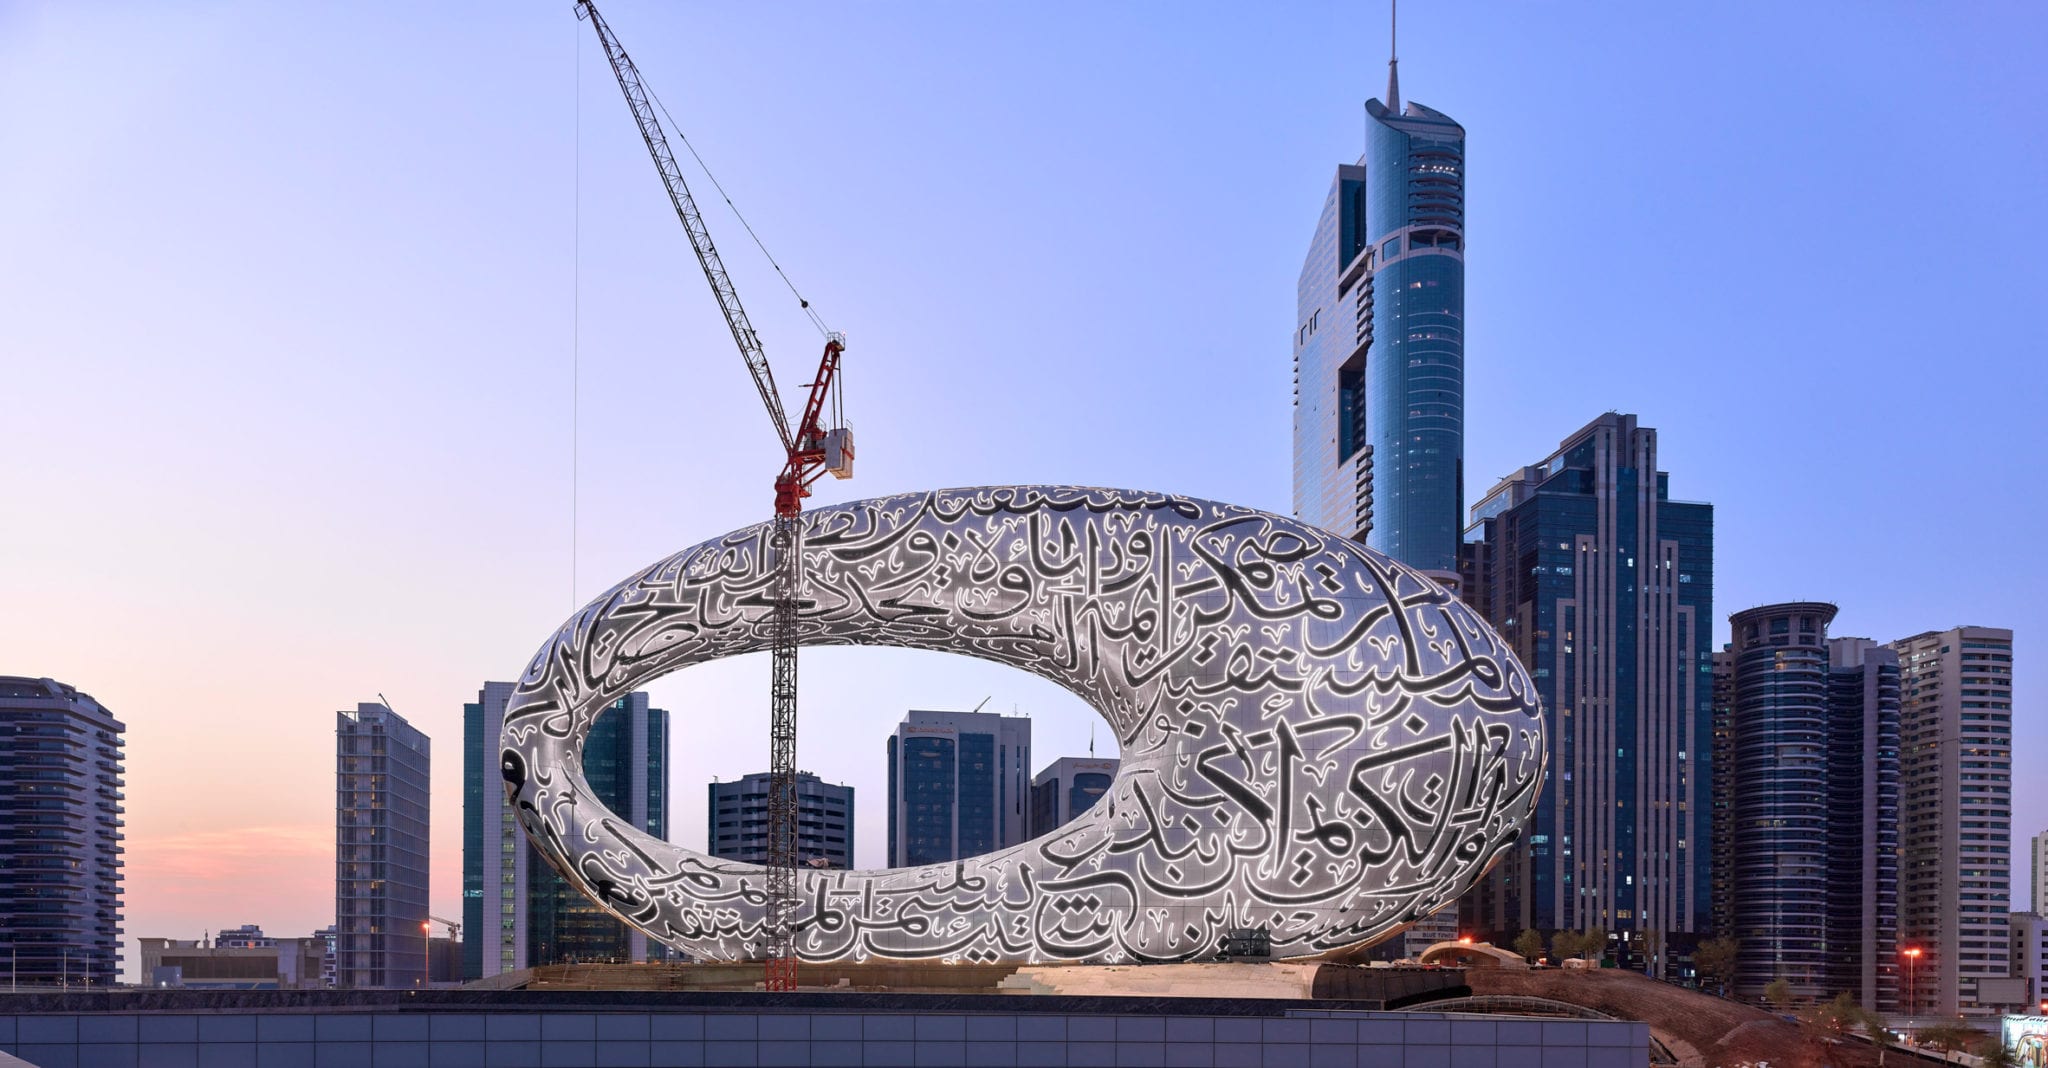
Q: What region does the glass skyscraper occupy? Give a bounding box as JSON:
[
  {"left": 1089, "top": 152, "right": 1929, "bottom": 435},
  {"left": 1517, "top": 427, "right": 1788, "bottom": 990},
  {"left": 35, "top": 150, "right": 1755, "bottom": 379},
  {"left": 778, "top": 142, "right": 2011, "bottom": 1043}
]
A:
[
  {"left": 1294, "top": 76, "right": 1464, "bottom": 576},
  {"left": 463, "top": 684, "right": 668, "bottom": 978},
  {"left": 1458, "top": 413, "right": 1713, "bottom": 975}
]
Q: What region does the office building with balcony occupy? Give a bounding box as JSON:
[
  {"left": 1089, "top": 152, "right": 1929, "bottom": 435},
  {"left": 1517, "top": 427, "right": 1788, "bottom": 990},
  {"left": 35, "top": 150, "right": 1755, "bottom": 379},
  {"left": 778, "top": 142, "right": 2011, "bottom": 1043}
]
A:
[
  {"left": 335, "top": 702, "right": 430, "bottom": 989},
  {"left": 1456, "top": 414, "right": 1712, "bottom": 975},
  {"left": 463, "top": 684, "right": 669, "bottom": 979},
  {"left": 885, "top": 709, "right": 1030, "bottom": 867},
  {"left": 0, "top": 676, "right": 125, "bottom": 988},
  {"left": 708, "top": 771, "right": 853, "bottom": 870}
]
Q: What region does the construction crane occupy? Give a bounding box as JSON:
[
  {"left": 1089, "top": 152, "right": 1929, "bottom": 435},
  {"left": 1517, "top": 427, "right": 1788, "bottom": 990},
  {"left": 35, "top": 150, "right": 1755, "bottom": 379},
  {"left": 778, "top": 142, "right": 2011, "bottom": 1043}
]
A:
[
  {"left": 576, "top": 0, "right": 853, "bottom": 993},
  {"left": 428, "top": 915, "right": 460, "bottom": 941}
]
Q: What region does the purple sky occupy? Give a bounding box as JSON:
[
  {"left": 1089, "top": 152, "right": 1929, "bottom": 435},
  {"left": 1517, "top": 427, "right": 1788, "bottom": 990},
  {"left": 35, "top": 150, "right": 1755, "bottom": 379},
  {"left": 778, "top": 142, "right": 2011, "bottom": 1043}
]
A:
[{"left": 2, "top": 3, "right": 2042, "bottom": 980}]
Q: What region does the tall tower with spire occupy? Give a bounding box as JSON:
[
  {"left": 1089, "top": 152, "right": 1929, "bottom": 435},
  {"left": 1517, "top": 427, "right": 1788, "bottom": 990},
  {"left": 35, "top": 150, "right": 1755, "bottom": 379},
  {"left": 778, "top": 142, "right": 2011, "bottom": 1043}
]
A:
[
  {"left": 1292, "top": 4, "right": 1465, "bottom": 579},
  {"left": 1386, "top": 0, "right": 1400, "bottom": 112}
]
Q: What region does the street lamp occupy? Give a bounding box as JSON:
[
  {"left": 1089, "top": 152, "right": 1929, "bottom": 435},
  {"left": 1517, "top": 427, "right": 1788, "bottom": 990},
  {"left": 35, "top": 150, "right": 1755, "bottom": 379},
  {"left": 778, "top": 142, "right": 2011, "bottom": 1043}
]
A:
[
  {"left": 420, "top": 921, "right": 432, "bottom": 989},
  {"left": 1902, "top": 946, "right": 1923, "bottom": 1040}
]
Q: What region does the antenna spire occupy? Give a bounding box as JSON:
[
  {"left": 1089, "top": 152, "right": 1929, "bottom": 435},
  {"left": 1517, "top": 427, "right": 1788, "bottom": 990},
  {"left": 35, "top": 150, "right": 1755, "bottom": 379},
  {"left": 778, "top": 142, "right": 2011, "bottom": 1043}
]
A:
[{"left": 1386, "top": 0, "right": 1401, "bottom": 112}]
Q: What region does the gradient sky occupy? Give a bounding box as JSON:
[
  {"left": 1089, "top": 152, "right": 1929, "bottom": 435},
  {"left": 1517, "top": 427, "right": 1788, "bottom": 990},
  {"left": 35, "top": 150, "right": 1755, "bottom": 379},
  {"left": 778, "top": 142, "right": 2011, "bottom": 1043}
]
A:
[{"left": 3, "top": 3, "right": 2043, "bottom": 981}]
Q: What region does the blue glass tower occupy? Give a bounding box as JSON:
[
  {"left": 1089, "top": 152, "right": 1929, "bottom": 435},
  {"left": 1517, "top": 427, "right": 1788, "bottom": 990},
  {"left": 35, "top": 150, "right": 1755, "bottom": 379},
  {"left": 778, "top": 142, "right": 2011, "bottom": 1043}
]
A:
[
  {"left": 1362, "top": 96, "right": 1465, "bottom": 574},
  {"left": 1293, "top": 54, "right": 1464, "bottom": 575}
]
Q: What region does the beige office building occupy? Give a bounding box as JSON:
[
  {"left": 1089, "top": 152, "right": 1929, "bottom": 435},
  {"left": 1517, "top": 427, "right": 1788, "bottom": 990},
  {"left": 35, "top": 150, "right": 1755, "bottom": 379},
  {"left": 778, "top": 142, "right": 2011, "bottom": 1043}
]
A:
[
  {"left": 139, "top": 928, "right": 328, "bottom": 990},
  {"left": 1890, "top": 625, "right": 2015, "bottom": 1019},
  {"left": 2032, "top": 830, "right": 2048, "bottom": 915}
]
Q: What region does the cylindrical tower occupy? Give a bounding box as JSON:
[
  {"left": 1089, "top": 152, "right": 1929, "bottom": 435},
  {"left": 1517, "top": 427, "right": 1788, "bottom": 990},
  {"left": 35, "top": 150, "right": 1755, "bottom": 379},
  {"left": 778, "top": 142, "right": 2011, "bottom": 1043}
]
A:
[{"left": 1728, "top": 602, "right": 1837, "bottom": 1001}]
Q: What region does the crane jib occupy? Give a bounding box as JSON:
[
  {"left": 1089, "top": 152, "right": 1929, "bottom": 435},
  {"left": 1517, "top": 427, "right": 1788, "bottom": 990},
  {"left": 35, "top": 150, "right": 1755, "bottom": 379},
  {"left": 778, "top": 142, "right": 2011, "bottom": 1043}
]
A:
[{"left": 579, "top": 1, "right": 796, "bottom": 455}]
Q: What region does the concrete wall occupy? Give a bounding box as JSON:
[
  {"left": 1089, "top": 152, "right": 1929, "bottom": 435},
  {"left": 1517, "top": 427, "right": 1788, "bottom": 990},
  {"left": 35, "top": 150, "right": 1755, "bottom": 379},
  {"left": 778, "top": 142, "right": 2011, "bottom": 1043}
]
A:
[{"left": 0, "top": 1004, "right": 1647, "bottom": 1068}]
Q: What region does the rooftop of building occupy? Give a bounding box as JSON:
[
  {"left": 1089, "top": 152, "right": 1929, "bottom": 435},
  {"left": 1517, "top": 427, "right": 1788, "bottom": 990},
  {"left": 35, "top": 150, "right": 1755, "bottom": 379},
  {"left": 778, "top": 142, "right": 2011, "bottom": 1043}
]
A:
[
  {"left": 1364, "top": 98, "right": 1464, "bottom": 135},
  {"left": 0, "top": 675, "right": 117, "bottom": 719}
]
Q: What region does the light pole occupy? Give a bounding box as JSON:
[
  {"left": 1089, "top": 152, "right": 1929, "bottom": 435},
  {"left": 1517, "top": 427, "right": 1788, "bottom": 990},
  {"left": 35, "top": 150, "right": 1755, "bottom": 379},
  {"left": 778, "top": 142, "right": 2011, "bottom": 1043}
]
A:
[
  {"left": 1902, "top": 946, "right": 1922, "bottom": 1041},
  {"left": 420, "top": 921, "right": 431, "bottom": 989}
]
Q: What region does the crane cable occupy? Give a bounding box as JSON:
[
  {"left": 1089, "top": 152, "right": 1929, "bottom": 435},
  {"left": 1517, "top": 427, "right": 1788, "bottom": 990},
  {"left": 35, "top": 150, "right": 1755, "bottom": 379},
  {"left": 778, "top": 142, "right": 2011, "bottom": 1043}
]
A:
[
  {"left": 642, "top": 81, "right": 833, "bottom": 339},
  {"left": 571, "top": 21, "right": 582, "bottom": 609}
]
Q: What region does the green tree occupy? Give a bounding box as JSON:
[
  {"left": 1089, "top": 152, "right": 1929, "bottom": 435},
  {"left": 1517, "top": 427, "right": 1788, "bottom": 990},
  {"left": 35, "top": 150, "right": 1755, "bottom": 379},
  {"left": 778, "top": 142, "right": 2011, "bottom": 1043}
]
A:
[
  {"left": 1916, "top": 1021, "right": 1976, "bottom": 1054},
  {"left": 1583, "top": 926, "right": 1608, "bottom": 965},
  {"left": 1552, "top": 930, "right": 1582, "bottom": 961},
  {"left": 1804, "top": 993, "right": 1859, "bottom": 1035},
  {"left": 1693, "top": 936, "right": 1740, "bottom": 996},
  {"left": 1513, "top": 928, "right": 1545, "bottom": 963},
  {"left": 1763, "top": 978, "right": 1793, "bottom": 1012},
  {"left": 1980, "top": 1035, "right": 2016, "bottom": 1068},
  {"left": 1858, "top": 1009, "right": 1896, "bottom": 1068}
]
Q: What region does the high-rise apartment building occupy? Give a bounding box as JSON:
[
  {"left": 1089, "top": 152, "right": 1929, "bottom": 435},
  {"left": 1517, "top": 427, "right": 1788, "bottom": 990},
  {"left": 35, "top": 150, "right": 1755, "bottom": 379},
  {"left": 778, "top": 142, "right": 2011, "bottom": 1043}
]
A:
[
  {"left": 1027, "top": 757, "right": 1119, "bottom": 839},
  {"left": 335, "top": 702, "right": 430, "bottom": 989},
  {"left": 885, "top": 709, "right": 1030, "bottom": 867},
  {"left": 1890, "top": 626, "right": 2015, "bottom": 1019},
  {"left": 1725, "top": 603, "right": 1835, "bottom": 1000},
  {"left": 1293, "top": 51, "right": 1465, "bottom": 577},
  {"left": 1457, "top": 413, "right": 1713, "bottom": 974},
  {"left": 0, "top": 676, "right": 125, "bottom": 987},
  {"left": 708, "top": 771, "right": 854, "bottom": 870},
  {"left": 463, "top": 684, "right": 668, "bottom": 979}
]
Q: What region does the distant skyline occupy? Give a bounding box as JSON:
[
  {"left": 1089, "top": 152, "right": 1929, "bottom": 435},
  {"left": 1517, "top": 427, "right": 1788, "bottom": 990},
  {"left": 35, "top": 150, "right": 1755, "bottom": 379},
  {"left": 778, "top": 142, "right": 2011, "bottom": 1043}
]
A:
[{"left": 2, "top": 2, "right": 2042, "bottom": 983}]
